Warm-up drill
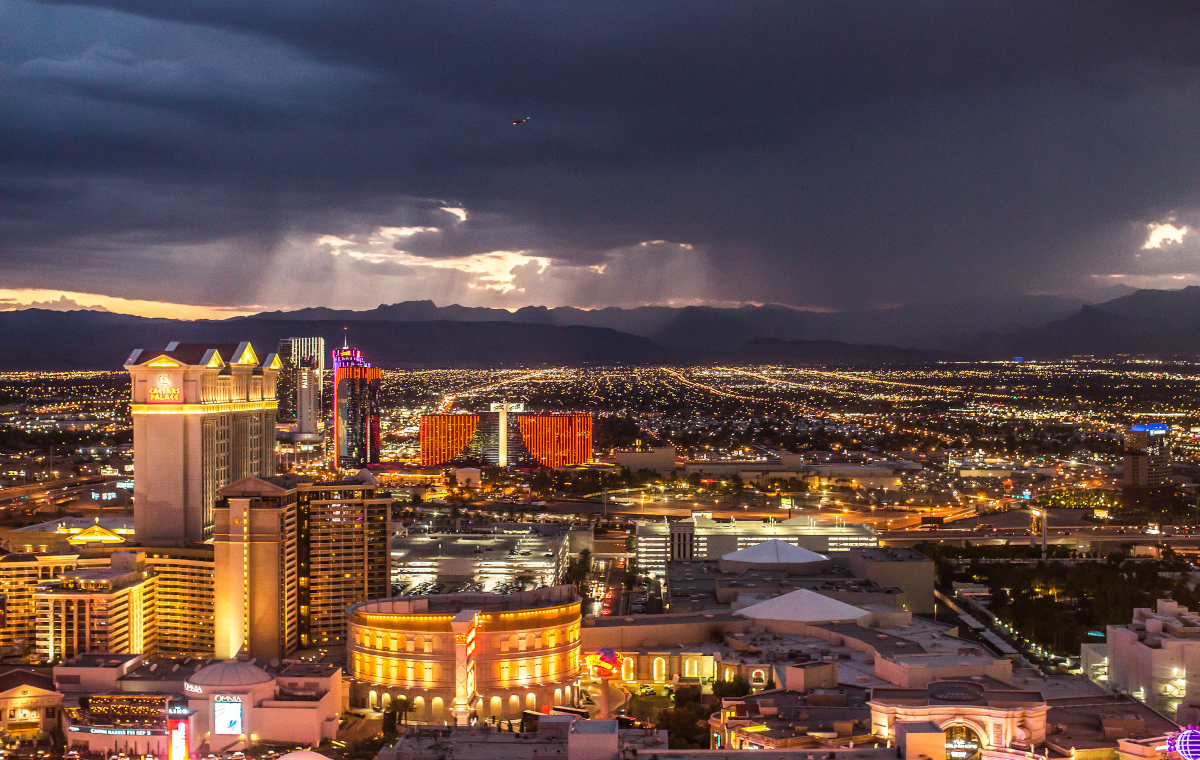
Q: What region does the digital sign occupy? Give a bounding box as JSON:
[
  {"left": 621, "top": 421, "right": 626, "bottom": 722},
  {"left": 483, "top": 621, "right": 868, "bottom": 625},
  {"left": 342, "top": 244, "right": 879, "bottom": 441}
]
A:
[
  {"left": 213, "top": 697, "right": 242, "bottom": 735},
  {"left": 169, "top": 719, "right": 188, "bottom": 760}
]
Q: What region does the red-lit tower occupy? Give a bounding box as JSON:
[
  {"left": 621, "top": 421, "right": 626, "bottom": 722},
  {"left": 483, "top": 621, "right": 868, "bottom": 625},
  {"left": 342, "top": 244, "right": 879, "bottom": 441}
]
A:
[{"left": 332, "top": 337, "right": 382, "bottom": 468}]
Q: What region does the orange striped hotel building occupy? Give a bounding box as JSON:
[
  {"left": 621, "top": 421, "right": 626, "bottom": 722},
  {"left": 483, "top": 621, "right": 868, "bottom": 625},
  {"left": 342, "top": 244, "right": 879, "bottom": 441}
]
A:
[{"left": 420, "top": 412, "right": 592, "bottom": 468}]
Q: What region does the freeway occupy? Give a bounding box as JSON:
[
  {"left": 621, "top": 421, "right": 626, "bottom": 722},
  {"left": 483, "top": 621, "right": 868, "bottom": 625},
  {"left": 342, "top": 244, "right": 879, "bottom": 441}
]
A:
[{"left": 0, "top": 475, "right": 116, "bottom": 506}]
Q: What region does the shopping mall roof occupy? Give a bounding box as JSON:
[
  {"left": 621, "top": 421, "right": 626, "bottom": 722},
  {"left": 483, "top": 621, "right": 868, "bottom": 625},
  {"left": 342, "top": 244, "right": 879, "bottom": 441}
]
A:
[
  {"left": 187, "top": 660, "right": 274, "bottom": 687},
  {"left": 736, "top": 589, "right": 870, "bottom": 624},
  {"left": 721, "top": 539, "right": 828, "bottom": 565}
]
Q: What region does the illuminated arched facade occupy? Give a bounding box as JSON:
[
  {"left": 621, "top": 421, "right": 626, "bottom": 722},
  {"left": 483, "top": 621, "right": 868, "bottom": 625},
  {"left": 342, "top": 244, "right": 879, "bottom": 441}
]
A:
[{"left": 347, "top": 585, "right": 581, "bottom": 723}]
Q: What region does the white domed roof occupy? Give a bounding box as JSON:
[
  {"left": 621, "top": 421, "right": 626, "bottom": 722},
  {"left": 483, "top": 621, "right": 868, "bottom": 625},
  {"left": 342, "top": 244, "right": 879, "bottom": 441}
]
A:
[
  {"left": 187, "top": 660, "right": 273, "bottom": 687},
  {"left": 278, "top": 752, "right": 330, "bottom": 760}
]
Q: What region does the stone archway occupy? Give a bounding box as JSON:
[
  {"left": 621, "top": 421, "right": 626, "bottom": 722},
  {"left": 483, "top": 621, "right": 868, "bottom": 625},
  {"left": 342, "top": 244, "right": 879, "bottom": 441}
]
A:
[{"left": 940, "top": 720, "right": 987, "bottom": 760}]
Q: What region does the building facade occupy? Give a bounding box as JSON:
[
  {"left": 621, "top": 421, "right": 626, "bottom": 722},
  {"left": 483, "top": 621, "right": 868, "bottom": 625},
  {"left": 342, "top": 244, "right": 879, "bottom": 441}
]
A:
[
  {"left": 333, "top": 343, "right": 382, "bottom": 468},
  {"left": 635, "top": 516, "right": 879, "bottom": 577},
  {"left": 0, "top": 553, "right": 79, "bottom": 657},
  {"left": 276, "top": 337, "right": 325, "bottom": 427},
  {"left": 1123, "top": 424, "right": 1174, "bottom": 508},
  {"left": 420, "top": 412, "right": 593, "bottom": 468},
  {"left": 346, "top": 586, "right": 582, "bottom": 723},
  {"left": 125, "top": 341, "right": 280, "bottom": 544},
  {"left": 214, "top": 474, "right": 391, "bottom": 660},
  {"left": 34, "top": 552, "right": 157, "bottom": 662}
]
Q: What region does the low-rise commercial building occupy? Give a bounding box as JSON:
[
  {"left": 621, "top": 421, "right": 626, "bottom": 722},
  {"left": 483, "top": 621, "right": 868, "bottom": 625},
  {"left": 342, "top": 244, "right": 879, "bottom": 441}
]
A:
[
  {"left": 347, "top": 585, "right": 582, "bottom": 723},
  {"left": 635, "top": 517, "right": 878, "bottom": 577},
  {"left": 54, "top": 654, "right": 342, "bottom": 756},
  {"left": 390, "top": 525, "right": 569, "bottom": 594},
  {"left": 1089, "top": 597, "right": 1200, "bottom": 721},
  {"left": 0, "top": 669, "right": 61, "bottom": 742}
]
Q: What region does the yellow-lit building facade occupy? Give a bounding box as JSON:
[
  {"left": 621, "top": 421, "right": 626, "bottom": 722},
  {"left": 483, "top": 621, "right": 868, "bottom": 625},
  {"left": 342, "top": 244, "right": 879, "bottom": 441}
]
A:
[
  {"left": 124, "top": 341, "right": 280, "bottom": 545},
  {"left": 347, "top": 585, "right": 581, "bottom": 724},
  {"left": 33, "top": 552, "right": 157, "bottom": 662}
]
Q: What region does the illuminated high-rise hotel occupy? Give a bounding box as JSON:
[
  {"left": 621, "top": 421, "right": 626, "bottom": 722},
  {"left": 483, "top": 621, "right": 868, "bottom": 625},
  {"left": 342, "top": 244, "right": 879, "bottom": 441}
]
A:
[
  {"left": 125, "top": 342, "right": 280, "bottom": 544},
  {"left": 420, "top": 411, "right": 593, "bottom": 468},
  {"left": 277, "top": 337, "right": 325, "bottom": 436},
  {"left": 214, "top": 473, "right": 391, "bottom": 660},
  {"left": 333, "top": 341, "right": 382, "bottom": 468}
]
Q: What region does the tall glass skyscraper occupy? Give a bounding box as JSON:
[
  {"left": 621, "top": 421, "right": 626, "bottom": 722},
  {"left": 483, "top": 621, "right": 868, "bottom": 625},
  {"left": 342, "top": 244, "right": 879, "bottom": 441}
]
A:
[
  {"left": 332, "top": 340, "right": 382, "bottom": 468},
  {"left": 276, "top": 337, "right": 325, "bottom": 428}
]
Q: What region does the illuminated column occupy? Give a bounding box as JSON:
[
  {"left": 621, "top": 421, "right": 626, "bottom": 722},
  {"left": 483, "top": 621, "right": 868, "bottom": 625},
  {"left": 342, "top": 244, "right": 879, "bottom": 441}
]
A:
[
  {"left": 450, "top": 609, "right": 479, "bottom": 725},
  {"left": 214, "top": 498, "right": 250, "bottom": 659},
  {"left": 498, "top": 404, "right": 508, "bottom": 468}
]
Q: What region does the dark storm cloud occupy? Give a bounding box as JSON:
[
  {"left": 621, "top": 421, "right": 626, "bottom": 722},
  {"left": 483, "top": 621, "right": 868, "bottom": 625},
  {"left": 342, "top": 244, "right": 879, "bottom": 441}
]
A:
[{"left": 3, "top": 0, "right": 1200, "bottom": 311}]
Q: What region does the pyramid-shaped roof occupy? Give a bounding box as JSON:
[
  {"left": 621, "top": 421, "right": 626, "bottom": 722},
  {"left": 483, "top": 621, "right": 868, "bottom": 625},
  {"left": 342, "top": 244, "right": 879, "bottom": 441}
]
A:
[
  {"left": 721, "top": 539, "right": 827, "bottom": 564},
  {"left": 735, "top": 588, "right": 869, "bottom": 623},
  {"left": 67, "top": 524, "right": 127, "bottom": 545}
]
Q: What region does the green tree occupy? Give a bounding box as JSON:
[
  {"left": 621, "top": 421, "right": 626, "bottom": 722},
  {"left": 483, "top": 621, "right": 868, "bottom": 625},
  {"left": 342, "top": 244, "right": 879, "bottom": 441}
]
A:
[{"left": 711, "top": 676, "right": 750, "bottom": 699}]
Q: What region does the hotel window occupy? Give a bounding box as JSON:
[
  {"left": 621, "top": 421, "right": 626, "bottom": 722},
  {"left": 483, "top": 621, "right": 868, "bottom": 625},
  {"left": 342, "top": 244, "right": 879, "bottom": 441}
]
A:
[
  {"left": 518, "top": 635, "right": 527, "bottom": 652},
  {"left": 415, "top": 635, "right": 425, "bottom": 653},
  {"left": 686, "top": 659, "right": 696, "bottom": 678},
  {"left": 424, "top": 663, "right": 433, "bottom": 682},
  {"left": 654, "top": 658, "right": 666, "bottom": 682}
]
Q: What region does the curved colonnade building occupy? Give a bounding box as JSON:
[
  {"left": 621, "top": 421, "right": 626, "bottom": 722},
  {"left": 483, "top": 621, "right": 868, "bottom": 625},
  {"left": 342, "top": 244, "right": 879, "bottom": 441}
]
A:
[{"left": 347, "top": 585, "right": 581, "bottom": 723}]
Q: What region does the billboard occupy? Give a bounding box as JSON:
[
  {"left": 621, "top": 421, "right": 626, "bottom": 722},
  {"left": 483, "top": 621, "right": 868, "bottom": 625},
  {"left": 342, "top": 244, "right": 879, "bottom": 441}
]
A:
[
  {"left": 169, "top": 719, "right": 189, "bottom": 760},
  {"left": 213, "top": 696, "right": 242, "bottom": 735}
]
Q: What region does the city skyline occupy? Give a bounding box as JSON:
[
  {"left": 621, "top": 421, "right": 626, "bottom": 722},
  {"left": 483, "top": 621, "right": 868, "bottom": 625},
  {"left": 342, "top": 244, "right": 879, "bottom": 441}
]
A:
[{"left": 4, "top": 3, "right": 1200, "bottom": 324}]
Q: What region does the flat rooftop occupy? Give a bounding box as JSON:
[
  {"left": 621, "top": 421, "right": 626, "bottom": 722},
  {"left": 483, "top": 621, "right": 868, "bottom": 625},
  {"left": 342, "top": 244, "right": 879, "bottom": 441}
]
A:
[
  {"left": 852, "top": 547, "right": 932, "bottom": 563},
  {"left": 60, "top": 653, "right": 141, "bottom": 669}
]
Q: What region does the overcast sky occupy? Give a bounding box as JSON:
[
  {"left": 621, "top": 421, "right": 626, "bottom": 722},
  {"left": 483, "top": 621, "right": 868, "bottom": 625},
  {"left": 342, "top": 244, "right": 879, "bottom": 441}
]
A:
[{"left": 3, "top": 1, "right": 1200, "bottom": 318}]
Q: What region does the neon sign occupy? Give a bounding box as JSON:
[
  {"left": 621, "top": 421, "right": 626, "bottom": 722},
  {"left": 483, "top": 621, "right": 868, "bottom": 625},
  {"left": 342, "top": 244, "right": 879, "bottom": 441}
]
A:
[
  {"left": 1169, "top": 728, "right": 1200, "bottom": 760},
  {"left": 184, "top": 683, "right": 202, "bottom": 694},
  {"left": 585, "top": 648, "right": 624, "bottom": 679}
]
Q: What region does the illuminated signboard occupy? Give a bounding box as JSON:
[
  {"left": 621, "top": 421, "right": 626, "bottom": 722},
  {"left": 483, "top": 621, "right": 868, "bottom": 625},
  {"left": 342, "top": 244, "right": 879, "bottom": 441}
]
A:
[
  {"left": 116, "top": 481, "right": 135, "bottom": 490},
  {"left": 92, "top": 491, "right": 118, "bottom": 501},
  {"left": 184, "top": 683, "right": 202, "bottom": 694},
  {"left": 148, "top": 374, "right": 181, "bottom": 402},
  {"left": 213, "top": 696, "right": 242, "bottom": 735},
  {"left": 68, "top": 726, "right": 157, "bottom": 736},
  {"left": 585, "top": 648, "right": 625, "bottom": 679},
  {"left": 169, "top": 719, "right": 188, "bottom": 760},
  {"left": 1169, "top": 729, "right": 1200, "bottom": 760}
]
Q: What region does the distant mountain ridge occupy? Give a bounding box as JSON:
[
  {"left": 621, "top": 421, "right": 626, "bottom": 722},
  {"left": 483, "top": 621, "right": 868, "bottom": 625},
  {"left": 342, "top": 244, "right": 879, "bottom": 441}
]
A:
[
  {"left": 4, "top": 286, "right": 1199, "bottom": 370},
  {"left": 252, "top": 295, "right": 1085, "bottom": 352},
  {"left": 0, "top": 310, "right": 942, "bottom": 370},
  {"left": 973, "top": 285, "right": 1200, "bottom": 358}
]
